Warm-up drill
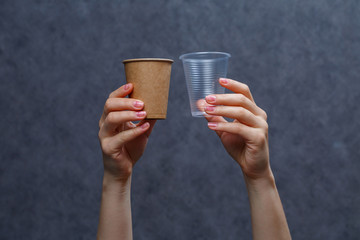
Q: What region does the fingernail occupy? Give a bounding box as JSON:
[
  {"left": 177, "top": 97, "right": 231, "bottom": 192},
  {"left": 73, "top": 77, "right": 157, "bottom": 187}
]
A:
[
  {"left": 124, "top": 83, "right": 131, "bottom": 90},
  {"left": 208, "top": 122, "right": 217, "bottom": 128},
  {"left": 133, "top": 101, "right": 144, "bottom": 108},
  {"left": 141, "top": 122, "right": 150, "bottom": 129},
  {"left": 205, "top": 106, "right": 215, "bottom": 112},
  {"left": 206, "top": 95, "right": 216, "bottom": 103},
  {"left": 219, "top": 78, "right": 229, "bottom": 84},
  {"left": 136, "top": 111, "right": 146, "bottom": 118}
]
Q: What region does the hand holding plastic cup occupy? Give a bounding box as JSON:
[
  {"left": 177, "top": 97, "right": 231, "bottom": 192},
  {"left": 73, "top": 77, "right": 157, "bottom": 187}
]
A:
[{"left": 179, "top": 52, "right": 231, "bottom": 117}]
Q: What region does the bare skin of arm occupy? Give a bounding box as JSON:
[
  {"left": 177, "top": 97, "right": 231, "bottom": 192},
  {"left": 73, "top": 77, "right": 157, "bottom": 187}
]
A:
[
  {"left": 97, "top": 83, "right": 156, "bottom": 240},
  {"left": 200, "top": 78, "right": 291, "bottom": 240}
]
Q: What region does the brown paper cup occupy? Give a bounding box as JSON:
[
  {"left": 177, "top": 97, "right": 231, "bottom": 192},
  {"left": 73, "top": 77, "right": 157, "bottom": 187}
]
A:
[{"left": 123, "top": 58, "right": 173, "bottom": 119}]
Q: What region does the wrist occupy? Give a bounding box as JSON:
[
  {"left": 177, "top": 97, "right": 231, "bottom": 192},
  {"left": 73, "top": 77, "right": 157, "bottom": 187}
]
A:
[
  {"left": 244, "top": 169, "right": 276, "bottom": 193},
  {"left": 102, "top": 172, "right": 132, "bottom": 196}
]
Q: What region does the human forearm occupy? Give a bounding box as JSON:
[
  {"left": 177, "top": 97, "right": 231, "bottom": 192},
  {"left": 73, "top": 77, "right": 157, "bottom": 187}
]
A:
[
  {"left": 97, "top": 174, "right": 133, "bottom": 240},
  {"left": 244, "top": 172, "right": 291, "bottom": 240},
  {"left": 97, "top": 84, "right": 157, "bottom": 240}
]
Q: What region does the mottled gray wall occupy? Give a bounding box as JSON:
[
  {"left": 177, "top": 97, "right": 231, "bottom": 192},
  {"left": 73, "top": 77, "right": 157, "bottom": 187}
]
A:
[{"left": 1, "top": 0, "right": 359, "bottom": 239}]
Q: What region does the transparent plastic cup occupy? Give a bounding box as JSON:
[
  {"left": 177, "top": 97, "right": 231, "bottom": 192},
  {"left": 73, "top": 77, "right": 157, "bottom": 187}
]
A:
[{"left": 179, "top": 52, "right": 231, "bottom": 117}]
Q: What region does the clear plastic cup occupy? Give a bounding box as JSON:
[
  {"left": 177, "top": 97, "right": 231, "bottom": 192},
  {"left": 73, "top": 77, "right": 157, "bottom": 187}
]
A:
[{"left": 179, "top": 52, "right": 231, "bottom": 117}]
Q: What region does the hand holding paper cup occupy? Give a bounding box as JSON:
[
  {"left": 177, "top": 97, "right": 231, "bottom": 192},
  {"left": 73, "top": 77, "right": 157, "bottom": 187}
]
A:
[{"left": 123, "top": 58, "right": 173, "bottom": 119}]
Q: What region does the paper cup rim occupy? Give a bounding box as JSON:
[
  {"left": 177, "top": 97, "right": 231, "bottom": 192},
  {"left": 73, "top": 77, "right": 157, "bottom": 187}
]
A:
[{"left": 123, "top": 58, "right": 174, "bottom": 64}]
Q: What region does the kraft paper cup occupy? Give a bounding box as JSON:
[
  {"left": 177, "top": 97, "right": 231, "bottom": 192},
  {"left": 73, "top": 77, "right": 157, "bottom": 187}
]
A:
[{"left": 123, "top": 58, "right": 173, "bottom": 119}]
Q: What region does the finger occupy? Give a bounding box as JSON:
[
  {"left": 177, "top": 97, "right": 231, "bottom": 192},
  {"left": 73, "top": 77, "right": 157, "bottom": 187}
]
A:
[
  {"left": 101, "top": 111, "right": 147, "bottom": 137},
  {"left": 103, "top": 98, "right": 144, "bottom": 116},
  {"left": 205, "top": 105, "right": 267, "bottom": 128},
  {"left": 145, "top": 120, "right": 157, "bottom": 137},
  {"left": 205, "top": 94, "right": 266, "bottom": 119},
  {"left": 135, "top": 119, "right": 157, "bottom": 137},
  {"left": 109, "top": 83, "right": 133, "bottom": 98},
  {"left": 207, "top": 121, "right": 260, "bottom": 143},
  {"left": 126, "top": 121, "right": 137, "bottom": 129},
  {"left": 196, "top": 99, "right": 226, "bottom": 138},
  {"left": 104, "top": 122, "right": 151, "bottom": 154},
  {"left": 196, "top": 98, "right": 227, "bottom": 123},
  {"left": 99, "top": 83, "right": 134, "bottom": 127},
  {"left": 218, "top": 78, "right": 254, "bottom": 103}
]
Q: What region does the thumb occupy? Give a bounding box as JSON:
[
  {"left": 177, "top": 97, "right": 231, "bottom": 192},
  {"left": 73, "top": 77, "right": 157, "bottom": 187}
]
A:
[{"left": 137, "top": 119, "right": 157, "bottom": 137}]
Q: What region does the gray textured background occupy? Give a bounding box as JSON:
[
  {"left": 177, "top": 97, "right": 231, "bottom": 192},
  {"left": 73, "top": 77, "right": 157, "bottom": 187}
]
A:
[{"left": 1, "top": 0, "right": 360, "bottom": 239}]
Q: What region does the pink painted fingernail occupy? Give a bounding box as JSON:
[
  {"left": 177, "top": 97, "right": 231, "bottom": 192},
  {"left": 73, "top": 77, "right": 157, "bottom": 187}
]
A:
[
  {"left": 206, "top": 95, "right": 216, "bottom": 103},
  {"left": 133, "top": 101, "right": 144, "bottom": 108},
  {"left": 208, "top": 122, "right": 217, "bottom": 128},
  {"left": 136, "top": 111, "right": 146, "bottom": 118},
  {"left": 141, "top": 122, "right": 150, "bottom": 129},
  {"left": 124, "top": 83, "right": 131, "bottom": 90},
  {"left": 205, "top": 106, "right": 215, "bottom": 112},
  {"left": 219, "top": 78, "right": 229, "bottom": 84}
]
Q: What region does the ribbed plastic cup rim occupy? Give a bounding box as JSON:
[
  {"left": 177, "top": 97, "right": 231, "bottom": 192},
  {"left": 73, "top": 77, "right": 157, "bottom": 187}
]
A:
[{"left": 179, "top": 52, "right": 231, "bottom": 61}]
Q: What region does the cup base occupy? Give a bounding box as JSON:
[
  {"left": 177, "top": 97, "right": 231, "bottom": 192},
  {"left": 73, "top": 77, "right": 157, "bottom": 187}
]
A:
[
  {"left": 146, "top": 115, "right": 166, "bottom": 120},
  {"left": 191, "top": 111, "right": 208, "bottom": 117}
]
